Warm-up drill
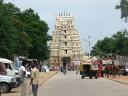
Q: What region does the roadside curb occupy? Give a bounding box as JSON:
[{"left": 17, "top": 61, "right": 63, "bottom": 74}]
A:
[{"left": 108, "top": 78, "right": 128, "bottom": 85}]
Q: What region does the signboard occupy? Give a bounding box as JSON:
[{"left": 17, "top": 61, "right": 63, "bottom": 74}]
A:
[
  {"left": 74, "top": 60, "right": 80, "bottom": 65},
  {"left": 92, "top": 63, "right": 98, "bottom": 70}
]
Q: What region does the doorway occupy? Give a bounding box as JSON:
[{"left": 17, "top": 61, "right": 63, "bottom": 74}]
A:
[{"left": 61, "top": 57, "right": 71, "bottom": 69}]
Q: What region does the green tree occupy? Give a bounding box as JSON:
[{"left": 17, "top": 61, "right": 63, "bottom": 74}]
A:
[
  {"left": 21, "top": 8, "right": 50, "bottom": 60},
  {"left": 0, "top": 3, "right": 20, "bottom": 58},
  {"left": 0, "top": 0, "right": 3, "bottom": 4},
  {"left": 91, "top": 29, "right": 128, "bottom": 57},
  {"left": 112, "top": 29, "right": 128, "bottom": 55},
  {"left": 91, "top": 37, "right": 115, "bottom": 57},
  {"left": 116, "top": 0, "right": 128, "bottom": 22},
  {"left": 0, "top": 2, "right": 50, "bottom": 60}
]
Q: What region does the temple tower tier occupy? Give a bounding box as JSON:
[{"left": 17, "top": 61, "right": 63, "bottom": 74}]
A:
[{"left": 49, "top": 12, "right": 83, "bottom": 69}]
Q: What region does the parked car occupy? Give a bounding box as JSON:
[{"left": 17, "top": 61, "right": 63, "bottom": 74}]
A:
[
  {"left": 49, "top": 66, "right": 56, "bottom": 71},
  {"left": 0, "top": 58, "right": 21, "bottom": 87},
  {"left": 0, "top": 58, "right": 16, "bottom": 76},
  {"left": 121, "top": 68, "right": 128, "bottom": 76},
  {"left": 0, "top": 62, "right": 7, "bottom": 75},
  {"left": 0, "top": 62, "right": 17, "bottom": 93},
  {"left": 0, "top": 75, "right": 17, "bottom": 93}
]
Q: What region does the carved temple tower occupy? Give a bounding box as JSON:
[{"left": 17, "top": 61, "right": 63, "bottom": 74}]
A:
[{"left": 49, "top": 12, "right": 83, "bottom": 68}]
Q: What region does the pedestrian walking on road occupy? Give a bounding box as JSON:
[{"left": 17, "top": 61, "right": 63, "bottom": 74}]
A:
[
  {"left": 30, "top": 61, "right": 39, "bottom": 96},
  {"left": 18, "top": 60, "right": 27, "bottom": 96}
]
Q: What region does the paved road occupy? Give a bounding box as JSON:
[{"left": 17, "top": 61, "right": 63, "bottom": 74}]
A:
[{"left": 38, "top": 71, "right": 128, "bottom": 96}]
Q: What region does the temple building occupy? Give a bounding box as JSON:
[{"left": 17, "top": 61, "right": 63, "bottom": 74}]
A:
[{"left": 49, "top": 12, "right": 83, "bottom": 68}]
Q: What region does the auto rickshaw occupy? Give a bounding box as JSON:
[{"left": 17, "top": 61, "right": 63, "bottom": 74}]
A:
[{"left": 80, "top": 63, "right": 98, "bottom": 79}]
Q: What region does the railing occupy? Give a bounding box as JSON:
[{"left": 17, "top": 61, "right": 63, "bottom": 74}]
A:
[{"left": 116, "top": 55, "right": 128, "bottom": 65}]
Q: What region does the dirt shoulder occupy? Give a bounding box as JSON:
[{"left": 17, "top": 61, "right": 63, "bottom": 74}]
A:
[
  {"left": 1, "top": 71, "right": 57, "bottom": 96},
  {"left": 108, "top": 75, "right": 128, "bottom": 85}
]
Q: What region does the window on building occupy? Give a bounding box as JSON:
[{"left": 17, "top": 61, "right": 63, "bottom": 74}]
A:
[
  {"left": 64, "top": 36, "right": 67, "bottom": 39},
  {"left": 64, "top": 42, "right": 67, "bottom": 46},
  {"left": 64, "top": 30, "right": 66, "bottom": 33},
  {"left": 70, "top": 21, "right": 72, "bottom": 24},
  {"left": 65, "top": 50, "right": 67, "bottom": 54}
]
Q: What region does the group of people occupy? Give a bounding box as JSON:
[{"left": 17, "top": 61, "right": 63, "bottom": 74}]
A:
[
  {"left": 19, "top": 60, "right": 39, "bottom": 96},
  {"left": 103, "top": 64, "right": 122, "bottom": 78},
  {"left": 60, "top": 65, "right": 80, "bottom": 75}
]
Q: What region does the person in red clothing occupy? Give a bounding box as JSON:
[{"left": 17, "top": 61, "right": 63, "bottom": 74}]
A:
[
  {"left": 0, "top": 62, "right": 6, "bottom": 75},
  {"left": 105, "top": 64, "right": 111, "bottom": 78},
  {"left": 92, "top": 59, "right": 102, "bottom": 78},
  {"left": 97, "top": 60, "right": 102, "bottom": 78}
]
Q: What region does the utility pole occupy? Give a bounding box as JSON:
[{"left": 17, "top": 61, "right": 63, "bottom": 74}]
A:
[
  {"left": 83, "top": 36, "right": 91, "bottom": 58},
  {"left": 88, "top": 36, "right": 91, "bottom": 58}
]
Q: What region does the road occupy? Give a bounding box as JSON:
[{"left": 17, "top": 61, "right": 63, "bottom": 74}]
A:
[{"left": 38, "top": 71, "right": 128, "bottom": 96}]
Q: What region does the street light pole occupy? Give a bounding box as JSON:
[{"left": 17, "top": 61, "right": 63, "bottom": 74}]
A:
[
  {"left": 88, "top": 41, "right": 90, "bottom": 58},
  {"left": 83, "top": 39, "right": 91, "bottom": 58}
]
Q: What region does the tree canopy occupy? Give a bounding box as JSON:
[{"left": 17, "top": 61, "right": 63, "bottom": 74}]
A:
[
  {"left": 0, "top": 2, "right": 50, "bottom": 60},
  {"left": 91, "top": 29, "right": 128, "bottom": 57},
  {"left": 116, "top": 0, "right": 128, "bottom": 22},
  {"left": 90, "top": 1, "right": 128, "bottom": 57}
]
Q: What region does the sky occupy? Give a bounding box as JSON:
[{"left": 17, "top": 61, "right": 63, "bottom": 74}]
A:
[{"left": 5, "top": 0, "right": 128, "bottom": 53}]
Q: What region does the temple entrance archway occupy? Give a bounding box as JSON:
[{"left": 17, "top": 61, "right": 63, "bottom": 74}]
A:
[{"left": 61, "top": 57, "right": 71, "bottom": 69}]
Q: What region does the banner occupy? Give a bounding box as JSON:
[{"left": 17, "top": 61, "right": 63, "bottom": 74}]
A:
[{"left": 74, "top": 60, "right": 80, "bottom": 65}]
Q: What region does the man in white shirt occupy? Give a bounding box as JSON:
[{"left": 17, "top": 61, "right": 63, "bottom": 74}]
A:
[
  {"left": 19, "top": 61, "right": 27, "bottom": 78},
  {"left": 18, "top": 60, "right": 27, "bottom": 96}
]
